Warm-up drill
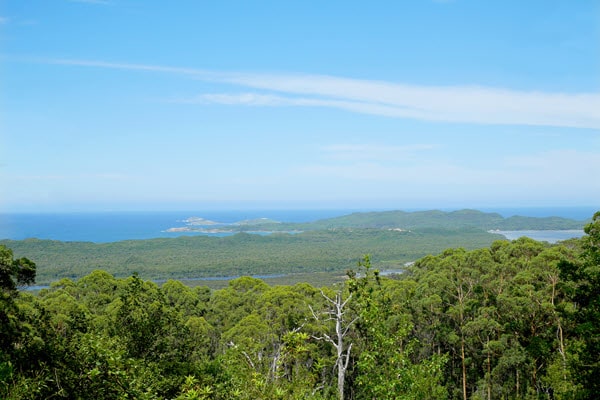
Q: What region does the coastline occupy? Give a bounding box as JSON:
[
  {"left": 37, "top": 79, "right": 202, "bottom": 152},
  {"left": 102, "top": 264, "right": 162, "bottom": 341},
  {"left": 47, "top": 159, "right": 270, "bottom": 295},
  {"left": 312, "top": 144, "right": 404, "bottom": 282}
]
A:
[{"left": 489, "top": 229, "right": 585, "bottom": 243}]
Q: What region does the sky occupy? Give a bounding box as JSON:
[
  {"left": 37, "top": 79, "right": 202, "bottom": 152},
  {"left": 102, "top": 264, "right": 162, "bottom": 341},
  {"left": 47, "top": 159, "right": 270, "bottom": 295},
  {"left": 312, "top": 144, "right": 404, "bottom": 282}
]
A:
[{"left": 1, "top": 0, "right": 599, "bottom": 212}]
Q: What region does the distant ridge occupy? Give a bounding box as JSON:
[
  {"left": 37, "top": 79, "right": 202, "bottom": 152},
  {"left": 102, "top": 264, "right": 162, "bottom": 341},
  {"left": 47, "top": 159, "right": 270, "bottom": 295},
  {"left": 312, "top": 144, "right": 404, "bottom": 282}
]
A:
[
  {"left": 2, "top": 208, "right": 592, "bottom": 285},
  {"left": 172, "top": 209, "right": 588, "bottom": 233},
  {"left": 293, "top": 209, "right": 587, "bottom": 231}
]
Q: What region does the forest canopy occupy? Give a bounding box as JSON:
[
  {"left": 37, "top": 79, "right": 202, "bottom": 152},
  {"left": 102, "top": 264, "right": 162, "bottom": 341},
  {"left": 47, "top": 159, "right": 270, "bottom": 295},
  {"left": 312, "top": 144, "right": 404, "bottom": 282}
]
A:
[
  {"left": 0, "top": 211, "right": 598, "bottom": 399},
  {"left": 2, "top": 209, "right": 587, "bottom": 287}
]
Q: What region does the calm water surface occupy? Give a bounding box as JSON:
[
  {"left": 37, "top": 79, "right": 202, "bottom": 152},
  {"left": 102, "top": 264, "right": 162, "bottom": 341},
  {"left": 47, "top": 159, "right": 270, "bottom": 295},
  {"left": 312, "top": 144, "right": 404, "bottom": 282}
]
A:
[
  {"left": 1, "top": 207, "right": 595, "bottom": 243},
  {"left": 0, "top": 210, "right": 351, "bottom": 243}
]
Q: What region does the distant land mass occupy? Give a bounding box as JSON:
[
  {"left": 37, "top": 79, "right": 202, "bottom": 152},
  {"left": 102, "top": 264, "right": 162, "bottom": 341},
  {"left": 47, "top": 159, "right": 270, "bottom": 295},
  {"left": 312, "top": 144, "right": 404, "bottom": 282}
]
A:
[
  {"left": 3, "top": 208, "right": 590, "bottom": 287},
  {"left": 235, "top": 217, "right": 281, "bottom": 226},
  {"left": 165, "top": 209, "right": 587, "bottom": 233},
  {"left": 300, "top": 209, "right": 587, "bottom": 230},
  {"left": 166, "top": 217, "right": 282, "bottom": 233},
  {"left": 183, "top": 217, "right": 221, "bottom": 226}
]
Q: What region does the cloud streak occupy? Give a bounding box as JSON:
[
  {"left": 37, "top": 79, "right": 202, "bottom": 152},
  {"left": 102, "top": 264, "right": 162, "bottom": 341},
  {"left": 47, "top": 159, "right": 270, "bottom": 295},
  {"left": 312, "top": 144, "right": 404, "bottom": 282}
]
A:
[
  {"left": 320, "top": 144, "right": 436, "bottom": 162},
  {"left": 68, "top": 0, "right": 110, "bottom": 4},
  {"left": 43, "top": 58, "right": 600, "bottom": 129},
  {"left": 297, "top": 149, "right": 600, "bottom": 189},
  {"left": 220, "top": 73, "right": 600, "bottom": 128}
]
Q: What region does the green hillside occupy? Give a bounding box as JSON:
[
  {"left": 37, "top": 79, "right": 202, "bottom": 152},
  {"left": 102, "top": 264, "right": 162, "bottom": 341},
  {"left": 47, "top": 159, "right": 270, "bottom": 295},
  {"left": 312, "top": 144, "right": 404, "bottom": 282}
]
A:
[
  {"left": 242, "top": 209, "right": 586, "bottom": 232},
  {"left": 3, "top": 227, "right": 502, "bottom": 285}
]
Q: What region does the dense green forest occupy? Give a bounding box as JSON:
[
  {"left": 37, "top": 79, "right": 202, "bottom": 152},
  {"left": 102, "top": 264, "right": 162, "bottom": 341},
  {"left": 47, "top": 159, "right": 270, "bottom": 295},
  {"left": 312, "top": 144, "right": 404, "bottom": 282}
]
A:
[
  {"left": 2, "top": 228, "right": 503, "bottom": 286},
  {"left": 1, "top": 212, "right": 598, "bottom": 399},
  {"left": 275, "top": 209, "right": 586, "bottom": 231},
  {"left": 168, "top": 209, "right": 587, "bottom": 233},
  {"left": 1, "top": 209, "right": 586, "bottom": 287}
]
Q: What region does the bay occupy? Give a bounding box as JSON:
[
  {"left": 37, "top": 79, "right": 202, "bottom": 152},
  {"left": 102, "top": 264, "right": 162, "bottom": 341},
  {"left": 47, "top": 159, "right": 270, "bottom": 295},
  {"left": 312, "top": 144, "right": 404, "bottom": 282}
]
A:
[
  {"left": 1, "top": 206, "right": 595, "bottom": 243},
  {"left": 491, "top": 229, "right": 585, "bottom": 243},
  {"left": 0, "top": 210, "right": 351, "bottom": 243}
]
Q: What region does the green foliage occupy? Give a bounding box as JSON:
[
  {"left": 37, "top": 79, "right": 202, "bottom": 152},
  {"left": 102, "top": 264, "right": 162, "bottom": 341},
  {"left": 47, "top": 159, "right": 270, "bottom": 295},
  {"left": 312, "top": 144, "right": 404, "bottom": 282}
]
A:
[
  {"left": 3, "top": 227, "right": 501, "bottom": 285},
  {"left": 117, "top": 275, "right": 162, "bottom": 357},
  {"left": 557, "top": 211, "right": 600, "bottom": 398},
  {"left": 0, "top": 245, "right": 36, "bottom": 293},
  {"left": 350, "top": 255, "right": 447, "bottom": 399},
  {"left": 286, "top": 209, "right": 585, "bottom": 231},
  {"left": 0, "top": 211, "right": 597, "bottom": 399},
  {"left": 0, "top": 245, "right": 37, "bottom": 396}
]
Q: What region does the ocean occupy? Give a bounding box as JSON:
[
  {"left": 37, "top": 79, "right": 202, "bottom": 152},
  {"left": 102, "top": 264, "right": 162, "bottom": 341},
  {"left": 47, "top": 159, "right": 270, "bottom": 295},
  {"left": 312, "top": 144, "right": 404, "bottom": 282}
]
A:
[
  {"left": 490, "top": 230, "right": 585, "bottom": 243},
  {"left": 0, "top": 210, "right": 351, "bottom": 243},
  {"left": 0, "top": 207, "right": 596, "bottom": 243}
]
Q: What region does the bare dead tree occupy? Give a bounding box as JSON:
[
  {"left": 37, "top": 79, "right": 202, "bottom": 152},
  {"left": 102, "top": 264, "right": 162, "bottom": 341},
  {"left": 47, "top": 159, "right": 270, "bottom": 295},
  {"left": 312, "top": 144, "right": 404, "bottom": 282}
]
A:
[{"left": 310, "top": 290, "right": 358, "bottom": 400}]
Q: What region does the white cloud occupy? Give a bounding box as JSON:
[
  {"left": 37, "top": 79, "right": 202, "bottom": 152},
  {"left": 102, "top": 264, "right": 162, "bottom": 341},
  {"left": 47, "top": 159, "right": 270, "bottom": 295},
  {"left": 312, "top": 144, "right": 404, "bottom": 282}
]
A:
[
  {"left": 178, "top": 93, "right": 301, "bottom": 106},
  {"left": 222, "top": 74, "right": 600, "bottom": 128},
  {"left": 68, "top": 0, "right": 110, "bottom": 4},
  {"left": 298, "top": 161, "right": 501, "bottom": 185},
  {"left": 47, "top": 58, "right": 211, "bottom": 77},
  {"left": 320, "top": 144, "right": 436, "bottom": 162},
  {"left": 503, "top": 149, "right": 600, "bottom": 181},
  {"left": 297, "top": 149, "right": 600, "bottom": 196},
  {"left": 42, "top": 58, "right": 600, "bottom": 129},
  {"left": 10, "top": 172, "right": 133, "bottom": 181}
]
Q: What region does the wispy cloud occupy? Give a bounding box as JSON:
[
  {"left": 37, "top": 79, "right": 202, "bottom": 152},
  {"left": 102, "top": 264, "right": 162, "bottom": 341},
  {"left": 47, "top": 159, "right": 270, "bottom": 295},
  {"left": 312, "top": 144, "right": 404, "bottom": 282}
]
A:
[
  {"left": 504, "top": 149, "right": 600, "bottom": 179},
  {"left": 221, "top": 73, "right": 600, "bottom": 128},
  {"left": 0, "top": 16, "right": 9, "bottom": 25},
  {"left": 40, "top": 58, "right": 600, "bottom": 129},
  {"left": 68, "top": 0, "right": 110, "bottom": 4},
  {"left": 320, "top": 144, "right": 436, "bottom": 162},
  {"left": 10, "top": 172, "right": 134, "bottom": 181},
  {"left": 297, "top": 161, "right": 506, "bottom": 185},
  {"left": 46, "top": 58, "right": 212, "bottom": 77},
  {"left": 297, "top": 149, "right": 600, "bottom": 191}
]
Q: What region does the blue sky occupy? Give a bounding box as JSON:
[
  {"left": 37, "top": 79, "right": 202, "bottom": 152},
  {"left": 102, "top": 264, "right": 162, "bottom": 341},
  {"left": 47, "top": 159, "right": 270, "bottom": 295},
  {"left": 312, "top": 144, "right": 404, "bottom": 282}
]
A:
[{"left": 1, "top": 0, "right": 599, "bottom": 212}]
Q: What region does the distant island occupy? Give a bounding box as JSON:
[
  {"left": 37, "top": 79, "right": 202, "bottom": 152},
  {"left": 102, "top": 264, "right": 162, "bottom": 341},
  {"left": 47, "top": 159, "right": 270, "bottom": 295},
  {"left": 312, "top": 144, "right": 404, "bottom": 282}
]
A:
[
  {"left": 182, "top": 217, "right": 221, "bottom": 226},
  {"left": 165, "top": 217, "right": 282, "bottom": 233},
  {"left": 165, "top": 209, "right": 587, "bottom": 234},
  {"left": 2, "top": 208, "right": 590, "bottom": 286}
]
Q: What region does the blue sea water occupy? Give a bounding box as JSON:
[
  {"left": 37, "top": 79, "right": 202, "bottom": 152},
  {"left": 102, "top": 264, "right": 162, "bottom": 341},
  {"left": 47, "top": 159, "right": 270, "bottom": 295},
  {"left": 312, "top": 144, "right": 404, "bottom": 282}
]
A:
[
  {"left": 0, "top": 210, "right": 351, "bottom": 243},
  {"left": 478, "top": 206, "right": 597, "bottom": 221},
  {"left": 491, "top": 230, "right": 585, "bottom": 243},
  {"left": 0, "top": 207, "right": 596, "bottom": 243}
]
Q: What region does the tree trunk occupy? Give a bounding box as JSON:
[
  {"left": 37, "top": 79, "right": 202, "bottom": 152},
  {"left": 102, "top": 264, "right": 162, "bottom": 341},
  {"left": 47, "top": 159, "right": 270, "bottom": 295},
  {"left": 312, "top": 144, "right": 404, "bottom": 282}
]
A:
[
  {"left": 311, "top": 291, "right": 355, "bottom": 400},
  {"left": 461, "top": 334, "right": 467, "bottom": 400},
  {"left": 516, "top": 369, "right": 520, "bottom": 399},
  {"left": 335, "top": 293, "right": 352, "bottom": 400},
  {"left": 337, "top": 304, "right": 345, "bottom": 400},
  {"left": 487, "top": 346, "right": 491, "bottom": 400}
]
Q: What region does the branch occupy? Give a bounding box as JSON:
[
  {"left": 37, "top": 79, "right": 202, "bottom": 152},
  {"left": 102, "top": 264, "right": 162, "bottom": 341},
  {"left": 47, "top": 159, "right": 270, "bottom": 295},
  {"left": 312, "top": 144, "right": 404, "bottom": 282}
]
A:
[
  {"left": 343, "top": 343, "right": 353, "bottom": 372},
  {"left": 309, "top": 304, "right": 338, "bottom": 323},
  {"left": 317, "top": 288, "right": 333, "bottom": 303},
  {"left": 241, "top": 350, "right": 256, "bottom": 370},
  {"left": 341, "top": 293, "right": 353, "bottom": 309},
  {"left": 342, "top": 316, "right": 360, "bottom": 337},
  {"left": 311, "top": 385, "right": 325, "bottom": 396},
  {"left": 311, "top": 333, "right": 337, "bottom": 348}
]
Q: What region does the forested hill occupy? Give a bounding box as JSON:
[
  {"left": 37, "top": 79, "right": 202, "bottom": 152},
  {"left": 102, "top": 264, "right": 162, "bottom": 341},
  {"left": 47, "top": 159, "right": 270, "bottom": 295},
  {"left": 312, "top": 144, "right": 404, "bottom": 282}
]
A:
[
  {"left": 1, "top": 209, "right": 587, "bottom": 286},
  {"left": 1, "top": 213, "right": 599, "bottom": 399},
  {"left": 160, "top": 209, "right": 586, "bottom": 233},
  {"left": 274, "top": 209, "right": 587, "bottom": 231},
  {"left": 3, "top": 228, "right": 501, "bottom": 286}
]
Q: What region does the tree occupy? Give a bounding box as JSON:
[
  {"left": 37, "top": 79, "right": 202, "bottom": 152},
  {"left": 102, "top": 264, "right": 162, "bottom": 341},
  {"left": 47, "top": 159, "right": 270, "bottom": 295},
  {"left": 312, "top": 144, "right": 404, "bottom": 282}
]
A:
[
  {"left": 0, "top": 245, "right": 36, "bottom": 293},
  {"left": 558, "top": 211, "right": 600, "bottom": 398},
  {"left": 0, "top": 245, "right": 36, "bottom": 369},
  {"left": 310, "top": 286, "right": 357, "bottom": 400},
  {"left": 412, "top": 248, "right": 479, "bottom": 400},
  {"left": 350, "top": 255, "right": 447, "bottom": 400}
]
